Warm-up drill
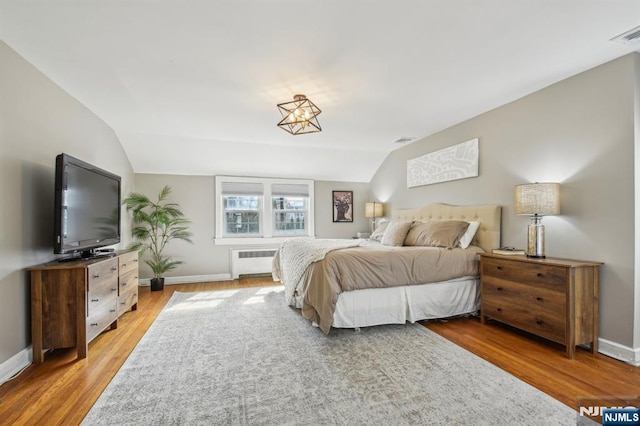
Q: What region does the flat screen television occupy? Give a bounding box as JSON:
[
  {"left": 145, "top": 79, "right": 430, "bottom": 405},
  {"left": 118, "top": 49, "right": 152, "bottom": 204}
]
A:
[{"left": 54, "top": 153, "right": 121, "bottom": 258}]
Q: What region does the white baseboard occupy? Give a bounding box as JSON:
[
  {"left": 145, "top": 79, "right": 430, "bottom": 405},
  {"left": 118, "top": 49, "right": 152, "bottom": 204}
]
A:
[
  {"left": 0, "top": 346, "right": 32, "bottom": 386},
  {"left": 598, "top": 338, "right": 640, "bottom": 366},
  {"left": 138, "top": 274, "right": 233, "bottom": 286}
]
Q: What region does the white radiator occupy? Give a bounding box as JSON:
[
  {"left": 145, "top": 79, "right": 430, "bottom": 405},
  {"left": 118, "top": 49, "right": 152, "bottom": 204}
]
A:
[{"left": 230, "top": 248, "right": 277, "bottom": 279}]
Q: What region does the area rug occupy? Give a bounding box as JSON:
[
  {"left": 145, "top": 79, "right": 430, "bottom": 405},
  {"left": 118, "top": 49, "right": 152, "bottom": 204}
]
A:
[{"left": 83, "top": 287, "right": 580, "bottom": 425}]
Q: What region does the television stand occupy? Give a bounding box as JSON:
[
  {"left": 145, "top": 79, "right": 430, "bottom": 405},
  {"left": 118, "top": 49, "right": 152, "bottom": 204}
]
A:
[{"left": 28, "top": 250, "right": 139, "bottom": 362}]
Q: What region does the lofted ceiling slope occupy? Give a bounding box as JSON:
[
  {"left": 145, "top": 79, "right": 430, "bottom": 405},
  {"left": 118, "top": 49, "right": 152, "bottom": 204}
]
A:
[{"left": 1, "top": 1, "right": 639, "bottom": 182}]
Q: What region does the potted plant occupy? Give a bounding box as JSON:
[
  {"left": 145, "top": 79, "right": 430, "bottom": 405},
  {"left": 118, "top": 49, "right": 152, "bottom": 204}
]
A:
[{"left": 123, "top": 185, "right": 193, "bottom": 291}]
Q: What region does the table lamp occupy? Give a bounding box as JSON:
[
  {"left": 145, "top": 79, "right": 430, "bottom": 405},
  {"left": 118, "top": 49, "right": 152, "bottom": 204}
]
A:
[
  {"left": 514, "top": 182, "right": 560, "bottom": 258},
  {"left": 365, "top": 202, "right": 385, "bottom": 233}
]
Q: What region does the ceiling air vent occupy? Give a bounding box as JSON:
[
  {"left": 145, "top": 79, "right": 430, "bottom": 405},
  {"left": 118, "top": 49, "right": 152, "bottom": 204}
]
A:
[
  {"left": 394, "top": 137, "right": 417, "bottom": 144},
  {"left": 611, "top": 24, "right": 640, "bottom": 46}
]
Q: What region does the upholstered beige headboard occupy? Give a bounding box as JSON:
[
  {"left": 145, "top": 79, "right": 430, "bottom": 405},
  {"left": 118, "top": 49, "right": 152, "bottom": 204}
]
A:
[{"left": 391, "top": 203, "right": 501, "bottom": 253}]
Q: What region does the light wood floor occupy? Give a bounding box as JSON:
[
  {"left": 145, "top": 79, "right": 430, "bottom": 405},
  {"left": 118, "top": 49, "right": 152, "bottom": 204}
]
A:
[{"left": 1, "top": 278, "right": 638, "bottom": 425}]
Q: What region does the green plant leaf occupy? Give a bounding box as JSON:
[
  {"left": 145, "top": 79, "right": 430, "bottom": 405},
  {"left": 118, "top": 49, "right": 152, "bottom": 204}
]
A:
[{"left": 123, "top": 185, "right": 192, "bottom": 279}]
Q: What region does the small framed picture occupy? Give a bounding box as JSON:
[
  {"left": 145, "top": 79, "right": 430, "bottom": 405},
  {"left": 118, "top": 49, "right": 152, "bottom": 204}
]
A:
[{"left": 332, "top": 191, "right": 353, "bottom": 222}]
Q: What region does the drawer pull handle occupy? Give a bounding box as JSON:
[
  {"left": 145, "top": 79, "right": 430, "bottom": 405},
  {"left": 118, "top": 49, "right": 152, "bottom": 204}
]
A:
[
  {"left": 111, "top": 287, "right": 117, "bottom": 292},
  {"left": 537, "top": 273, "right": 543, "bottom": 277},
  {"left": 496, "top": 266, "right": 503, "bottom": 270},
  {"left": 536, "top": 319, "right": 543, "bottom": 325},
  {"left": 134, "top": 259, "right": 139, "bottom": 263},
  {"left": 121, "top": 302, "right": 126, "bottom": 305},
  {"left": 91, "top": 298, "right": 99, "bottom": 302},
  {"left": 111, "top": 267, "right": 117, "bottom": 271},
  {"left": 496, "top": 308, "right": 502, "bottom": 312},
  {"left": 496, "top": 287, "right": 503, "bottom": 291},
  {"left": 110, "top": 309, "right": 116, "bottom": 313},
  {"left": 92, "top": 274, "right": 100, "bottom": 279},
  {"left": 122, "top": 282, "right": 127, "bottom": 286},
  {"left": 90, "top": 323, "right": 98, "bottom": 327},
  {"left": 536, "top": 296, "right": 543, "bottom": 301},
  {"left": 122, "top": 263, "right": 127, "bottom": 267}
]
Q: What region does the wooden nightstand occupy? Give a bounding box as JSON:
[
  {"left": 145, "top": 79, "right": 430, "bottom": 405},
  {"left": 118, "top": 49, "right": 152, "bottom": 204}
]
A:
[{"left": 479, "top": 253, "right": 603, "bottom": 359}]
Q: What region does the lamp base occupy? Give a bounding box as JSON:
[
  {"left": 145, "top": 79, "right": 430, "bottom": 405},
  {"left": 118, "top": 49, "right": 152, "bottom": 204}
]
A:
[
  {"left": 526, "top": 253, "right": 546, "bottom": 259},
  {"left": 526, "top": 216, "right": 545, "bottom": 258}
]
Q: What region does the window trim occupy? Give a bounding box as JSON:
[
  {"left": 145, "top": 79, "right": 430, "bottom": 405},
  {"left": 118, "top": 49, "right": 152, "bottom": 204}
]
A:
[{"left": 214, "top": 176, "right": 314, "bottom": 245}]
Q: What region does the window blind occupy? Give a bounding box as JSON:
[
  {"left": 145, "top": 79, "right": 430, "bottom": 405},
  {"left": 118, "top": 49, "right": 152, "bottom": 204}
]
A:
[
  {"left": 221, "top": 182, "right": 264, "bottom": 196},
  {"left": 271, "top": 183, "right": 310, "bottom": 197}
]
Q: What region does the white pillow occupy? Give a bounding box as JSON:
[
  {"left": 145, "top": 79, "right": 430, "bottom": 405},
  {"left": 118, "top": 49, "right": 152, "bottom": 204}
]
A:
[{"left": 458, "top": 221, "right": 480, "bottom": 249}]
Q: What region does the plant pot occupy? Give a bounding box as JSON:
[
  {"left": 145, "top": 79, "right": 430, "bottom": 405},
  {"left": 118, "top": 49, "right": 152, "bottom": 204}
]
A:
[{"left": 150, "top": 277, "right": 165, "bottom": 291}]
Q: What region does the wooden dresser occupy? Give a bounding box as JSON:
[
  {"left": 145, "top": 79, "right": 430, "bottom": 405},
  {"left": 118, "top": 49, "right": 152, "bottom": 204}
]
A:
[
  {"left": 479, "top": 253, "right": 602, "bottom": 359},
  {"left": 29, "top": 250, "right": 139, "bottom": 363}
]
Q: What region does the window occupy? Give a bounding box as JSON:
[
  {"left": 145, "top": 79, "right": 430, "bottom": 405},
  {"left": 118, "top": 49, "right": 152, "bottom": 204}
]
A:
[
  {"left": 272, "top": 183, "right": 310, "bottom": 236},
  {"left": 215, "top": 176, "right": 314, "bottom": 244},
  {"left": 221, "top": 182, "right": 263, "bottom": 237}
]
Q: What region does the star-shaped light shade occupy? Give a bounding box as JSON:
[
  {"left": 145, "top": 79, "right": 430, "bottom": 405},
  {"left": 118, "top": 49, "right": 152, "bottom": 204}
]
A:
[{"left": 277, "top": 94, "right": 322, "bottom": 135}]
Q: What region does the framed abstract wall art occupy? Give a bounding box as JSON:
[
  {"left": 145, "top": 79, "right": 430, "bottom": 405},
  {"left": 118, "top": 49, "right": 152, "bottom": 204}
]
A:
[
  {"left": 332, "top": 190, "right": 353, "bottom": 222},
  {"left": 407, "top": 138, "right": 479, "bottom": 188}
]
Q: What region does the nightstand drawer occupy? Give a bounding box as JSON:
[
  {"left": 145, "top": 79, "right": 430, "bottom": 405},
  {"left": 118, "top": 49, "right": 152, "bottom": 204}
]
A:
[
  {"left": 482, "top": 276, "right": 566, "bottom": 341},
  {"left": 482, "top": 299, "right": 566, "bottom": 344},
  {"left": 482, "top": 276, "right": 565, "bottom": 305},
  {"left": 482, "top": 257, "right": 567, "bottom": 290}
]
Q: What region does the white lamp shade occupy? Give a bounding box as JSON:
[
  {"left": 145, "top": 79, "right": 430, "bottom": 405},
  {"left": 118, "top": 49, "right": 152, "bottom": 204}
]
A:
[
  {"left": 514, "top": 183, "right": 560, "bottom": 216},
  {"left": 365, "top": 202, "right": 385, "bottom": 218}
]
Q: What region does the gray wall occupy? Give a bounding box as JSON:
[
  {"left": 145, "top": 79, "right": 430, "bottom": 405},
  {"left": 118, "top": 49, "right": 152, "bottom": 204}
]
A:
[
  {"left": 132, "top": 175, "right": 370, "bottom": 279},
  {"left": 314, "top": 181, "right": 371, "bottom": 239},
  {"left": 0, "top": 41, "right": 135, "bottom": 365},
  {"left": 371, "top": 53, "right": 638, "bottom": 348}
]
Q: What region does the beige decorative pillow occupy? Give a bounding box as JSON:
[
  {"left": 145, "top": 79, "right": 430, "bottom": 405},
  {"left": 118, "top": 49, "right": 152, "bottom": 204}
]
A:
[
  {"left": 369, "top": 220, "right": 389, "bottom": 242},
  {"left": 381, "top": 221, "right": 413, "bottom": 246},
  {"left": 403, "top": 220, "right": 470, "bottom": 248}
]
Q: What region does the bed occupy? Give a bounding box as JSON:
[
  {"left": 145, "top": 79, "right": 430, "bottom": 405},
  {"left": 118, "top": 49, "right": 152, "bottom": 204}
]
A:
[{"left": 273, "top": 203, "right": 501, "bottom": 334}]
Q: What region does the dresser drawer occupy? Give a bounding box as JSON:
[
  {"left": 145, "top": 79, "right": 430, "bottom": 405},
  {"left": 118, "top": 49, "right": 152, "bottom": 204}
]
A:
[
  {"left": 481, "top": 257, "right": 567, "bottom": 291},
  {"left": 87, "top": 259, "right": 118, "bottom": 314},
  {"left": 118, "top": 287, "right": 138, "bottom": 314},
  {"left": 117, "top": 251, "right": 139, "bottom": 318},
  {"left": 118, "top": 251, "right": 139, "bottom": 276},
  {"left": 86, "top": 299, "right": 118, "bottom": 342},
  {"left": 119, "top": 269, "right": 138, "bottom": 294},
  {"left": 87, "top": 258, "right": 118, "bottom": 291}
]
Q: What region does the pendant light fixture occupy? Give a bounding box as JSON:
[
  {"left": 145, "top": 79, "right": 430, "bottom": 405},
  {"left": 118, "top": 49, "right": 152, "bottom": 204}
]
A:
[{"left": 277, "top": 94, "right": 322, "bottom": 135}]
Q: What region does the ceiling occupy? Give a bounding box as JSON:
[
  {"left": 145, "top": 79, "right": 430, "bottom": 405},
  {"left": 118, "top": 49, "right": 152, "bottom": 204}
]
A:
[{"left": 1, "top": 1, "right": 639, "bottom": 182}]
